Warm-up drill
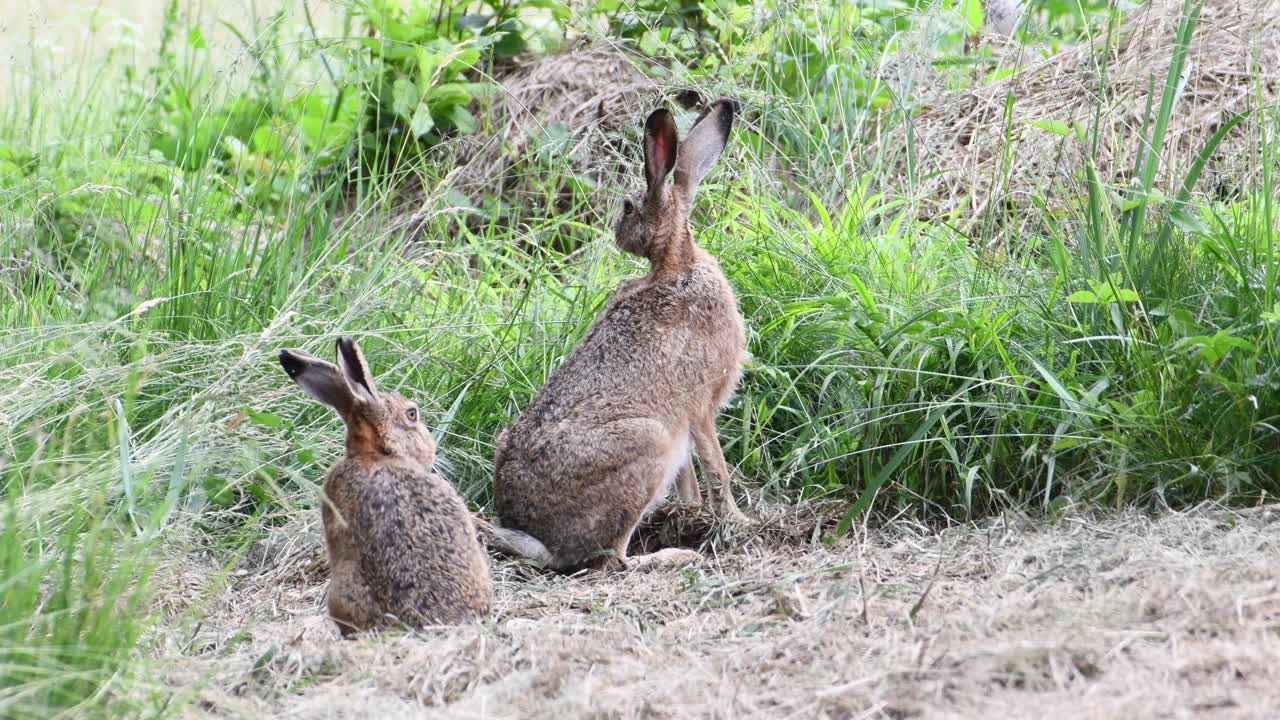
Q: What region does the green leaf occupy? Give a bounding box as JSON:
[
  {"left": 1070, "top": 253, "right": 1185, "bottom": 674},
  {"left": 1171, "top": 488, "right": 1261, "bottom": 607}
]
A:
[
  {"left": 1097, "top": 285, "right": 1140, "bottom": 303},
  {"left": 1028, "top": 119, "right": 1073, "bottom": 136},
  {"left": 1029, "top": 358, "right": 1082, "bottom": 414},
  {"left": 1067, "top": 279, "right": 1140, "bottom": 304},
  {"left": 450, "top": 106, "right": 477, "bottom": 134},
  {"left": 448, "top": 46, "right": 481, "bottom": 72},
  {"left": 410, "top": 103, "right": 434, "bottom": 137},
  {"left": 246, "top": 408, "right": 283, "bottom": 429},
  {"left": 959, "top": 0, "right": 983, "bottom": 34},
  {"left": 1170, "top": 206, "right": 1208, "bottom": 235},
  {"left": 521, "top": 0, "right": 572, "bottom": 19},
  {"left": 250, "top": 125, "right": 285, "bottom": 156},
  {"left": 1051, "top": 437, "right": 1085, "bottom": 451},
  {"left": 188, "top": 27, "right": 207, "bottom": 50},
  {"left": 492, "top": 22, "right": 528, "bottom": 57},
  {"left": 416, "top": 49, "right": 444, "bottom": 90},
  {"left": 444, "top": 188, "right": 475, "bottom": 210},
  {"left": 427, "top": 82, "right": 472, "bottom": 109},
  {"left": 392, "top": 77, "right": 419, "bottom": 120}
]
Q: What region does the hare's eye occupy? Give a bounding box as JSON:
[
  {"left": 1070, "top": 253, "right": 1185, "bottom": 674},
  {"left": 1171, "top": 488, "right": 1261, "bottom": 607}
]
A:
[
  {"left": 405, "top": 406, "right": 418, "bottom": 423},
  {"left": 622, "top": 198, "right": 635, "bottom": 216}
]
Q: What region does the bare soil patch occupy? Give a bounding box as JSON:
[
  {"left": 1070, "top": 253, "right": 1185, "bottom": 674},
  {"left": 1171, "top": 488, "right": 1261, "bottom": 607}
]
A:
[{"left": 154, "top": 503, "right": 1280, "bottom": 718}]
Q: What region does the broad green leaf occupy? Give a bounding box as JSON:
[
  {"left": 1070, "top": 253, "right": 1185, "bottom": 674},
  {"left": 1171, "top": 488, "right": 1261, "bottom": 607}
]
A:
[
  {"left": 250, "top": 124, "right": 286, "bottom": 156},
  {"left": 410, "top": 103, "right": 434, "bottom": 137},
  {"left": 392, "top": 77, "right": 419, "bottom": 120},
  {"left": 959, "top": 0, "right": 983, "bottom": 33},
  {"left": 492, "top": 23, "right": 528, "bottom": 58},
  {"left": 1170, "top": 206, "right": 1208, "bottom": 234},
  {"left": 450, "top": 106, "right": 477, "bottom": 134},
  {"left": 1029, "top": 119, "right": 1072, "bottom": 136},
  {"left": 1096, "top": 285, "right": 1140, "bottom": 303},
  {"left": 246, "top": 408, "right": 283, "bottom": 428},
  {"left": 416, "top": 49, "right": 444, "bottom": 89},
  {"left": 427, "top": 82, "right": 472, "bottom": 109}
]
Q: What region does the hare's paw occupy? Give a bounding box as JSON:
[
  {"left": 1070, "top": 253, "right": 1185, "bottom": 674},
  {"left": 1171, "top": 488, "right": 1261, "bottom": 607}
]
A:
[
  {"left": 626, "top": 548, "right": 702, "bottom": 572},
  {"left": 720, "top": 503, "right": 754, "bottom": 526}
]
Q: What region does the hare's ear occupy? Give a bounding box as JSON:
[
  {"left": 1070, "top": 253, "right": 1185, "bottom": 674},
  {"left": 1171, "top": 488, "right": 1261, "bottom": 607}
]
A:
[
  {"left": 673, "top": 98, "right": 736, "bottom": 203},
  {"left": 643, "top": 108, "right": 679, "bottom": 198},
  {"left": 279, "top": 348, "right": 361, "bottom": 417},
  {"left": 335, "top": 337, "right": 377, "bottom": 404}
]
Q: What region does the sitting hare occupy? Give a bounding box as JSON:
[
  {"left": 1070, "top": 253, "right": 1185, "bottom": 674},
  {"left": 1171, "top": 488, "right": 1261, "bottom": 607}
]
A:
[
  {"left": 492, "top": 98, "right": 750, "bottom": 572},
  {"left": 278, "top": 338, "right": 491, "bottom": 635}
]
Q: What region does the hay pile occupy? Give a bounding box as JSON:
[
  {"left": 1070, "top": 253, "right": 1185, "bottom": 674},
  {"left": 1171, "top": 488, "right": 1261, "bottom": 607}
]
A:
[
  {"left": 443, "top": 48, "right": 696, "bottom": 225},
  {"left": 879, "top": 0, "right": 1280, "bottom": 234}
]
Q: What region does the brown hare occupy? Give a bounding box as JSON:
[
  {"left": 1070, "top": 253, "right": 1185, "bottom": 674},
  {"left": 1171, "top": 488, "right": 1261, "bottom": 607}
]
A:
[
  {"left": 492, "top": 98, "right": 750, "bottom": 573},
  {"left": 278, "top": 338, "right": 491, "bottom": 636}
]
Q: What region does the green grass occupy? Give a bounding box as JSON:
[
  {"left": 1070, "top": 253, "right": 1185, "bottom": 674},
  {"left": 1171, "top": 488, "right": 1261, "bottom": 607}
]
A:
[{"left": 1, "top": 0, "right": 1277, "bottom": 715}]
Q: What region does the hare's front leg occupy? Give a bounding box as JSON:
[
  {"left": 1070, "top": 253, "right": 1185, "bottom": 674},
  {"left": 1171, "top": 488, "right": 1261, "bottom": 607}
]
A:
[
  {"left": 691, "top": 416, "right": 750, "bottom": 524},
  {"left": 327, "top": 562, "right": 377, "bottom": 637}
]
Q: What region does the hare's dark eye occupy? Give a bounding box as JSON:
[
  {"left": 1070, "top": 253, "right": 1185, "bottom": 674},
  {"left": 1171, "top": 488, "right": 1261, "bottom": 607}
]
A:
[
  {"left": 405, "top": 406, "right": 418, "bottom": 423},
  {"left": 622, "top": 198, "right": 635, "bottom": 216}
]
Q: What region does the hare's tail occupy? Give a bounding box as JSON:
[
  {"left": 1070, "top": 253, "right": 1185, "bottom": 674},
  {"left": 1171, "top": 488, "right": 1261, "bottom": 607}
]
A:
[{"left": 476, "top": 517, "right": 557, "bottom": 568}]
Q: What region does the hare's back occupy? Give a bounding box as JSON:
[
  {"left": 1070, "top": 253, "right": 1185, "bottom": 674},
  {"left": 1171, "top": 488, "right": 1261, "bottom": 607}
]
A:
[
  {"left": 515, "top": 266, "right": 740, "bottom": 427},
  {"left": 354, "top": 465, "right": 491, "bottom": 622},
  {"left": 590, "top": 264, "right": 743, "bottom": 383}
]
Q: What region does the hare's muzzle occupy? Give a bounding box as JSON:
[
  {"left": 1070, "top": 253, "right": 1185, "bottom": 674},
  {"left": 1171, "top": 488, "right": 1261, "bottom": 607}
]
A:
[{"left": 279, "top": 349, "right": 308, "bottom": 379}]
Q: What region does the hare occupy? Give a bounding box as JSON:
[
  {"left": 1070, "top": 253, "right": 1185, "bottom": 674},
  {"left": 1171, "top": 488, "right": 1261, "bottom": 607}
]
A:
[
  {"left": 278, "top": 338, "right": 491, "bottom": 636},
  {"left": 492, "top": 98, "right": 750, "bottom": 573}
]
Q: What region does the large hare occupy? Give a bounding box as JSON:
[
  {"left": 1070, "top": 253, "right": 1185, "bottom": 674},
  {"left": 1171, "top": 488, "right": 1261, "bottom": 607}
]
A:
[
  {"left": 492, "top": 98, "right": 749, "bottom": 572},
  {"left": 278, "top": 338, "right": 491, "bottom": 635}
]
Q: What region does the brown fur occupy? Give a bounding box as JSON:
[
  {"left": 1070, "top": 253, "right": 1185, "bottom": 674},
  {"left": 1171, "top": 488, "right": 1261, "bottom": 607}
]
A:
[
  {"left": 278, "top": 338, "right": 491, "bottom": 636},
  {"left": 492, "top": 99, "right": 750, "bottom": 572}
]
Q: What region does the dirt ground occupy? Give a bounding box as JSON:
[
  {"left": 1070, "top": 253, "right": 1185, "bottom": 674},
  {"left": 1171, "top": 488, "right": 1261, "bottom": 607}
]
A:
[{"left": 149, "top": 501, "right": 1280, "bottom": 719}]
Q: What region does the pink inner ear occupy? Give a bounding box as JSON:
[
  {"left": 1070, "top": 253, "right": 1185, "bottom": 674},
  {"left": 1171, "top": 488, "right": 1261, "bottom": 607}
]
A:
[
  {"left": 653, "top": 133, "right": 672, "bottom": 168},
  {"left": 648, "top": 133, "right": 671, "bottom": 181}
]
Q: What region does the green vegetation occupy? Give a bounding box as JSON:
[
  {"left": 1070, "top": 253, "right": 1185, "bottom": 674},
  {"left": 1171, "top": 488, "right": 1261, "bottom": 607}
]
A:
[{"left": 0, "top": 0, "right": 1275, "bottom": 715}]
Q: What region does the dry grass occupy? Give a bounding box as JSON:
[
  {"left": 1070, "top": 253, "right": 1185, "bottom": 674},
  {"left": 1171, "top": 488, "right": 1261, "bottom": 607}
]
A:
[
  {"left": 151, "top": 502, "right": 1280, "bottom": 718},
  {"left": 878, "top": 0, "right": 1280, "bottom": 232},
  {"left": 431, "top": 46, "right": 704, "bottom": 228}
]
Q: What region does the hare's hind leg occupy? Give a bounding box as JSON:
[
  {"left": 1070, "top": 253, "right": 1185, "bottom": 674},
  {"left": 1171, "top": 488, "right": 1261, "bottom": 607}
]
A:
[
  {"left": 691, "top": 415, "right": 751, "bottom": 524},
  {"left": 610, "top": 513, "right": 701, "bottom": 571},
  {"left": 674, "top": 458, "right": 701, "bottom": 505},
  {"left": 598, "top": 422, "right": 705, "bottom": 570}
]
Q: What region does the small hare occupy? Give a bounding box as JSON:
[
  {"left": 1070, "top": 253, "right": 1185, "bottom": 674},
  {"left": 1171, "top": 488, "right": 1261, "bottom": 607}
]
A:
[
  {"left": 278, "top": 338, "right": 491, "bottom": 636},
  {"left": 492, "top": 98, "right": 750, "bottom": 573}
]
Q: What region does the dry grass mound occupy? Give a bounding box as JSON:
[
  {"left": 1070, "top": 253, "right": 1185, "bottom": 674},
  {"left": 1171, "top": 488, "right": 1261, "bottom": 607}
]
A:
[
  {"left": 153, "top": 503, "right": 1280, "bottom": 718},
  {"left": 443, "top": 48, "right": 698, "bottom": 226},
  {"left": 881, "top": 0, "right": 1279, "bottom": 234}
]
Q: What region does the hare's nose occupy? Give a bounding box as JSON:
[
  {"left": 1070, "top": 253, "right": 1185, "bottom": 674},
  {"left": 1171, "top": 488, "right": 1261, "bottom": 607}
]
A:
[{"left": 279, "top": 350, "right": 306, "bottom": 378}]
